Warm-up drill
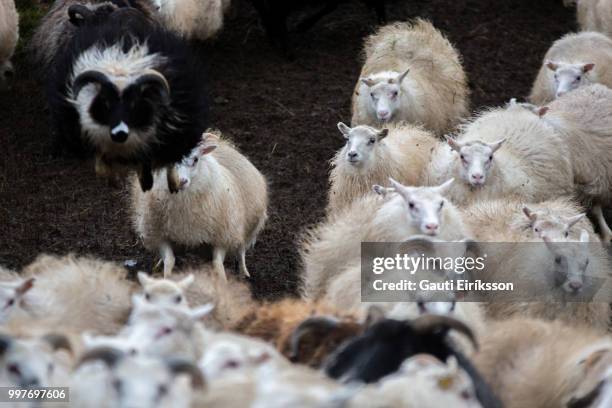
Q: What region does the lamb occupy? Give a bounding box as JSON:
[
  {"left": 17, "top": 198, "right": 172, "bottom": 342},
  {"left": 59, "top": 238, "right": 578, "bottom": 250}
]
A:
[
  {"left": 473, "top": 317, "right": 612, "bottom": 408},
  {"left": 540, "top": 84, "right": 612, "bottom": 243},
  {"left": 47, "top": 7, "right": 209, "bottom": 191},
  {"left": 578, "top": 0, "right": 612, "bottom": 38},
  {"left": 351, "top": 19, "right": 469, "bottom": 135},
  {"left": 327, "top": 122, "right": 437, "bottom": 215},
  {"left": 131, "top": 132, "right": 268, "bottom": 280},
  {"left": 424, "top": 102, "right": 574, "bottom": 206},
  {"left": 72, "top": 347, "right": 204, "bottom": 408},
  {"left": 0, "top": 0, "right": 18, "bottom": 90},
  {"left": 0, "top": 254, "right": 134, "bottom": 335},
  {"left": 151, "top": 0, "right": 230, "bottom": 41},
  {"left": 30, "top": 0, "right": 155, "bottom": 76},
  {"left": 136, "top": 267, "right": 256, "bottom": 330},
  {"left": 301, "top": 178, "right": 470, "bottom": 301},
  {"left": 462, "top": 199, "right": 612, "bottom": 330},
  {"left": 529, "top": 31, "right": 612, "bottom": 104}
]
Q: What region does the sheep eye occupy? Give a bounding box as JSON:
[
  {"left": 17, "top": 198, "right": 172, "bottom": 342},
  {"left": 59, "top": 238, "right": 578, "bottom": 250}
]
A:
[
  {"left": 576, "top": 76, "right": 581, "bottom": 81},
  {"left": 439, "top": 201, "right": 444, "bottom": 208},
  {"left": 391, "top": 91, "right": 398, "bottom": 98},
  {"left": 460, "top": 154, "right": 465, "bottom": 160},
  {"left": 368, "top": 138, "right": 376, "bottom": 144},
  {"left": 408, "top": 202, "right": 415, "bottom": 209},
  {"left": 145, "top": 293, "right": 151, "bottom": 301},
  {"left": 193, "top": 157, "right": 198, "bottom": 164},
  {"left": 555, "top": 257, "right": 562, "bottom": 264},
  {"left": 370, "top": 93, "right": 375, "bottom": 99},
  {"left": 534, "top": 228, "right": 539, "bottom": 233},
  {"left": 112, "top": 379, "right": 123, "bottom": 393},
  {"left": 158, "top": 384, "right": 168, "bottom": 397},
  {"left": 174, "top": 295, "right": 182, "bottom": 304},
  {"left": 489, "top": 155, "right": 493, "bottom": 161},
  {"left": 564, "top": 231, "right": 569, "bottom": 238},
  {"left": 6, "top": 298, "right": 14, "bottom": 307},
  {"left": 8, "top": 363, "right": 20, "bottom": 377}
]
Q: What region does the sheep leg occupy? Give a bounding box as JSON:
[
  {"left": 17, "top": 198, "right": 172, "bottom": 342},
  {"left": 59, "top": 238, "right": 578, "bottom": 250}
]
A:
[
  {"left": 239, "top": 248, "right": 250, "bottom": 278},
  {"left": 166, "top": 164, "right": 180, "bottom": 194},
  {"left": 159, "top": 241, "right": 175, "bottom": 278},
  {"left": 592, "top": 204, "right": 612, "bottom": 244},
  {"left": 213, "top": 247, "right": 227, "bottom": 282}
]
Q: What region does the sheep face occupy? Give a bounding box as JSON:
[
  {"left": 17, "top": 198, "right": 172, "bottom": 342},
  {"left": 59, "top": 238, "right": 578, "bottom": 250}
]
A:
[
  {"left": 523, "top": 207, "right": 586, "bottom": 241},
  {"left": 199, "top": 338, "right": 276, "bottom": 381},
  {"left": 71, "top": 50, "right": 171, "bottom": 157},
  {"left": 337, "top": 123, "right": 388, "bottom": 170},
  {"left": 137, "top": 272, "right": 193, "bottom": 309},
  {"left": 0, "top": 278, "right": 34, "bottom": 324},
  {"left": 447, "top": 138, "right": 505, "bottom": 187},
  {"left": 388, "top": 178, "right": 454, "bottom": 236},
  {"left": 361, "top": 70, "right": 409, "bottom": 122},
  {"left": 176, "top": 136, "right": 218, "bottom": 190},
  {"left": 0, "top": 62, "right": 14, "bottom": 91},
  {"left": 546, "top": 61, "right": 595, "bottom": 98},
  {"left": 543, "top": 230, "right": 591, "bottom": 294}
]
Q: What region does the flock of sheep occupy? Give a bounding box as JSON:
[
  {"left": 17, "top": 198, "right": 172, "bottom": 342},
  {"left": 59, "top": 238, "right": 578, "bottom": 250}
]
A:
[{"left": 1, "top": 0, "right": 612, "bottom": 407}]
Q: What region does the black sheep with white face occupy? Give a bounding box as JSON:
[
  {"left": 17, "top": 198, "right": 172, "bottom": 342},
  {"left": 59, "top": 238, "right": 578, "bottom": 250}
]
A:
[{"left": 47, "top": 7, "right": 208, "bottom": 192}]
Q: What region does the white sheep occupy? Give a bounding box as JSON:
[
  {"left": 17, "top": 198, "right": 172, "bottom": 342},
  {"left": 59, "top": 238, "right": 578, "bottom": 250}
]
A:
[
  {"left": 328, "top": 122, "right": 437, "bottom": 216},
  {"left": 541, "top": 84, "right": 612, "bottom": 243},
  {"left": 0, "top": 0, "right": 18, "bottom": 90},
  {"left": 462, "top": 199, "right": 611, "bottom": 330},
  {"left": 424, "top": 102, "right": 574, "bottom": 206},
  {"left": 301, "top": 178, "right": 470, "bottom": 300},
  {"left": 578, "top": 0, "right": 612, "bottom": 38},
  {"left": 152, "top": 0, "right": 230, "bottom": 41},
  {"left": 351, "top": 19, "right": 469, "bottom": 135},
  {"left": 0, "top": 254, "right": 134, "bottom": 335},
  {"left": 473, "top": 317, "right": 612, "bottom": 408},
  {"left": 137, "top": 267, "right": 256, "bottom": 330},
  {"left": 131, "top": 132, "right": 268, "bottom": 280},
  {"left": 529, "top": 31, "right": 612, "bottom": 104}
]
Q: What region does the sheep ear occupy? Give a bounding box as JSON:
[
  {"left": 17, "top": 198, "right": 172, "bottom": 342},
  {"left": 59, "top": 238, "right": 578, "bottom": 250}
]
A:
[
  {"left": 396, "top": 69, "right": 410, "bottom": 84},
  {"left": 546, "top": 60, "right": 559, "bottom": 71},
  {"left": 434, "top": 179, "right": 454, "bottom": 195},
  {"left": 177, "top": 274, "right": 194, "bottom": 290},
  {"left": 445, "top": 136, "right": 462, "bottom": 152},
  {"left": 580, "top": 229, "right": 590, "bottom": 243},
  {"left": 523, "top": 206, "right": 538, "bottom": 222},
  {"left": 582, "top": 63, "right": 595, "bottom": 73},
  {"left": 537, "top": 106, "right": 549, "bottom": 117},
  {"left": 42, "top": 334, "right": 73, "bottom": 355},
  {"left": 137, "top": 272, "right": 154, "bottom": 288},
  {"left": 15, "top": 278, "right": 34, "bottom": 296},
  {"left": 199, "top": 145, "right": 217, "bottom": 156},
  {"left": 488, "top": 138, "right": 506, "bottom": 153},
  {"left": 337, "top": 122, "right": 351, "bottom": 138},
  {"left": 378, "top": 129, "right": 389, "bottom": 140},
  {"left": 190, "top": 303, "right": 214, "bottom": 320},
  {"left": 360, "top": 77, "right": 376, "bottom": 87},
  {"left": 565, "top": 213, "right": 585, "bottom": 229}
]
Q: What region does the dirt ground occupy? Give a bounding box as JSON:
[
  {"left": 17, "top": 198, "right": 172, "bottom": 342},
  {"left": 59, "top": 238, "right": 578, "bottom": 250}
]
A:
[{"left": 0, "top": 0, "right": 585, "bottom": 299}]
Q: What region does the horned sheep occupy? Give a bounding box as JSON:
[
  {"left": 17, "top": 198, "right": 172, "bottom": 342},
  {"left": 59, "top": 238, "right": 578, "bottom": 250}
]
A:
[
  {"left": 529, "top": 31, "right": 612, "bottom": 104},
  {"left": 0, "top": 0, "right": 18, "bottom": 90},
  {"left": 131, "top": 132, "right": 268, "bottom": 280},
  {"left": 351, "top": 19, "right": 469, "bottom": 135},
  {"left": 424, "top": 102, "right": 574, "bottom": 206},
  {"left": 328, "top": 122, "right": 437, "bottom": 216}
]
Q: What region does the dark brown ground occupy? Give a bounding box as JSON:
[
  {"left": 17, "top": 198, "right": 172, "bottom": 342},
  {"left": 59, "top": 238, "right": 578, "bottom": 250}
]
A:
[{"left": 0, "top": 0, "right": 582, "bottom": 299}]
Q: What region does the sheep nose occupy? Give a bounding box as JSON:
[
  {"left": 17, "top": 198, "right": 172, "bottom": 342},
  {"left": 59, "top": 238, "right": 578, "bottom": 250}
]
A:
[
  {"left": 569, "top": 281, "right": 583, "bottom": 291},
  {"left": 471, "top": 173, "right": 483, "bottom": 181},
  {"left": 556, "top": 91, "right": 566, "bottom": 98},
  {"left": 179, "top": 178, "right": 189, "bottom": 188},
  {"left": 111, "top": 130, "right": 128, "bottom": 143},
  {"left": 424, "top": 223, "right": 439, "bottom": 234},
  {"left": 378, "top": 110, "right": 390, "bottom": 120},
  {"left": 348, "top": 152, "right": 358, "bottom": 160}
]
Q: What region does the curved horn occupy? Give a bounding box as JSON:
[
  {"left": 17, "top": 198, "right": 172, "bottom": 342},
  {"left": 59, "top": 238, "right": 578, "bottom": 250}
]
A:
[
  {"left": 412, "top": 315, "right": 478, "bottom": 350},
  {"left": 166, "top": 359, "right": 205, "bottom": 389},
  {"left": 0, "top": 334, "right": 12, "bottom": 356},
  {"left": 42, "top": 334, "right": 73, "bottom": 355},
  {"left": 77, "top": 346, "right": 125, "bottom": 368},
  {"left": 289, "top": 316, "right": 339, "bottom": 361},
  {"left": 68, "top": 5, "right": 94, "bottom": 26},
  {"left": 132, "top": 70, "right": 170, "bottom": 102},
  {"left": 72, "top": 70, "right": 114, "bottom": 97}
]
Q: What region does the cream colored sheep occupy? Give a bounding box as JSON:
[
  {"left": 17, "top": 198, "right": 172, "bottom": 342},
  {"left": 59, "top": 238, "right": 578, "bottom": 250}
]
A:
[
  {"left": 152, "top": 0, "right": 230, "bottom": 41},
  {"left": 0, "top": 0, "right": 18, "bottom": 89},
  {"left": 351, "top": 19, "right": 469, "bottom": 135},
  {"left": 578, "top": 0, "right": 612, "bottom": 38},
  {"left": 131, "top": 132, "right": 268, "bottom": 280},
  {"left": 328, "top": 122, "right": 437, "bottom": 216},
  {"left": 462, "top": 199, "right": 611, "bottom": 330},
  {"left": 542, "top": 84, "right": 612, "bottom": 243},
  {"left": 301, "top": 179, "right": 470, "bottom": 300},
  {"left": 424, "top": 102, "right": 574, "bottom": 206},
  {"left": 529, "top": 31, "right": 612, "bottom": 104},
  {"left": 473, "top": 317, "right": 612, "bottom": 408},
  {"left": 1, "top": 254, "right": 134, "bottom": 335}
]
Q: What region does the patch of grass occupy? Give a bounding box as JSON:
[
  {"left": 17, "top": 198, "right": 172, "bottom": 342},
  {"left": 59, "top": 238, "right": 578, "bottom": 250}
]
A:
[{"left": 14, "top": 0, "right": 48, "bottom": 58}]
